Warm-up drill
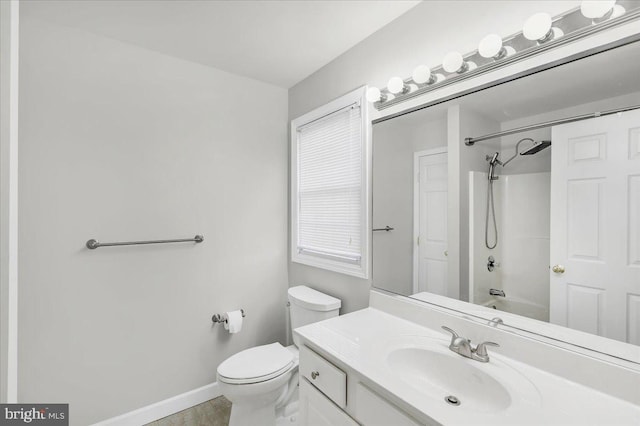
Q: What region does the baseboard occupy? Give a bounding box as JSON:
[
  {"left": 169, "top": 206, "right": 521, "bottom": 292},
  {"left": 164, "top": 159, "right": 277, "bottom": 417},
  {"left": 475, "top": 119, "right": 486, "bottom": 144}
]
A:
[{"left": 92, "top": 382, "right": 221, "bottom": 426}]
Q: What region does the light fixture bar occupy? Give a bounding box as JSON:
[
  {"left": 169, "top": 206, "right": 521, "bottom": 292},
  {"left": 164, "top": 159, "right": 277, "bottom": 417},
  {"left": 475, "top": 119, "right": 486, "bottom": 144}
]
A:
[
  {"left": 464, "top": 104, "right": 640, "bottom": 146},
  {"left": 370, "top": 1, "right": 640, "bottom": 111}
]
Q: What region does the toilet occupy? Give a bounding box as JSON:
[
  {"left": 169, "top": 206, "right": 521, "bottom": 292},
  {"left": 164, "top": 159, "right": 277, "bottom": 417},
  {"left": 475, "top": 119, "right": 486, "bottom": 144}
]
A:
[{"left": 217, "top": 285, "right": 341, "bottom": 426}]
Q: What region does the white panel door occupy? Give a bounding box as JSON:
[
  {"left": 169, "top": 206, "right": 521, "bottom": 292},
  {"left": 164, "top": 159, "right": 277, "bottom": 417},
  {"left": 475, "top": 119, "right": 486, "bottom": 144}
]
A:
[
  {"left": 413, "top": 149, "right": 448, "bottom": 295},
  {"left": 550, "top": 110, "right": 640, "bottom": 343}
]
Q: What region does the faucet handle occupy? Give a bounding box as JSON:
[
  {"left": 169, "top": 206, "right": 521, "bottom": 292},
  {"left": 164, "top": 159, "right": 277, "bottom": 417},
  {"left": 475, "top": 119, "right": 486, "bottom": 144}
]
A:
[
  {"left": 441, "top": 326, "right": 460, "bottom": 346},
  {"left": 474, "top": 341, "right": 499, "bottom": 358}
]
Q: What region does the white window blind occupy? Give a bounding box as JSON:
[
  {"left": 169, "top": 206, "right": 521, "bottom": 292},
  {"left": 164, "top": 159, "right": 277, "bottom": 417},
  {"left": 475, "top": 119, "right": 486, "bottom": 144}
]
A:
[{"left": 296, "top": 103, "right": 362, "bottom": 264}]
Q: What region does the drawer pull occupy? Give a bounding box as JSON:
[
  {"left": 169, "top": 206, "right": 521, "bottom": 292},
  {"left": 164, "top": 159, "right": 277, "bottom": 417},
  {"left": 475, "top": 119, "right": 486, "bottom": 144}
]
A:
[{"left": 311, "top": 371, "right": 320, "bottom": 380}]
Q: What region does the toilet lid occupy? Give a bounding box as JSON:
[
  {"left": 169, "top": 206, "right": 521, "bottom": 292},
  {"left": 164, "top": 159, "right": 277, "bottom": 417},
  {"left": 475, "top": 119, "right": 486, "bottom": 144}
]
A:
[{"left": 217, "top": 343, "right": 294, "bottom": 384}]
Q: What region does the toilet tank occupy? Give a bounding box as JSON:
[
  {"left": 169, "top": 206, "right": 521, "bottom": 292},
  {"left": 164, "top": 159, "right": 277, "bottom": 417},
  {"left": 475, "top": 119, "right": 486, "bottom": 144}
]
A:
[{"left": 288, "top": 286, "right": 341, "bottom": 347}]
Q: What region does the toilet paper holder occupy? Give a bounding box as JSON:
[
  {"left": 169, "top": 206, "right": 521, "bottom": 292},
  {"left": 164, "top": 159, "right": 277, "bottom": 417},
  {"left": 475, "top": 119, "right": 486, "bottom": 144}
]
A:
[{"left": 212, "top": 309, "right": 246, "bottom": 324}]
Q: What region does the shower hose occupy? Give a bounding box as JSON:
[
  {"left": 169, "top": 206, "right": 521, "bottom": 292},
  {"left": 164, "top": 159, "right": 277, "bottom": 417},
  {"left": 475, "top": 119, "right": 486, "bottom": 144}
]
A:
[{"left": 485, "top": 178, "right": 498, "bottom": 249}]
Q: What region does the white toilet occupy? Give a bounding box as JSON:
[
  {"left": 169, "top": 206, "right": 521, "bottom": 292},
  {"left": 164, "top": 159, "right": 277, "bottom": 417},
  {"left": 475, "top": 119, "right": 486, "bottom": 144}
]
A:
[{"left": 217, "top": 285, "right": 341, "bottom": 426}]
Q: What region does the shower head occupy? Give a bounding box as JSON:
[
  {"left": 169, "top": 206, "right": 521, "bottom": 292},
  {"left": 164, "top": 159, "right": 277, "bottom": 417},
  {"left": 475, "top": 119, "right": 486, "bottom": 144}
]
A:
[
  {"left": 487, "top": 152, "right": 501, "bottom": 181},
  {"left": 520, "top": 140, "right": 551, "bottom": 155},
  {"left": 486, "top": 152, "right": 503, "bottom": 165}
]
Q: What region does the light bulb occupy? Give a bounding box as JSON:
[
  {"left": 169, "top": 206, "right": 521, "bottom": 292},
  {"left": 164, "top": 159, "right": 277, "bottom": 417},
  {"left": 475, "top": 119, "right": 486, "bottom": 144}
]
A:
[
  {"left": 387, "top": 77, "right": 407, "bottom": 95},
  {"left": 442, "top": 51, "right": 468, "bottom": 74},
  {"left": 478, "top": 34, "right": 506, "bottom": 60},
  {"left": 412, "top": 65, "right": 434, "bottom": 85},
  {"left": 366, "top": 87, "right": 385, "bottom": 103},
  {"left": 523, "top": 12, "right": 554, "bottom": 43},
  {"left": 612, "top": 5, "right": 626, "bottom": 18},
  {"left": 580, "top": 1, "right": 616, "bottom": 19}
]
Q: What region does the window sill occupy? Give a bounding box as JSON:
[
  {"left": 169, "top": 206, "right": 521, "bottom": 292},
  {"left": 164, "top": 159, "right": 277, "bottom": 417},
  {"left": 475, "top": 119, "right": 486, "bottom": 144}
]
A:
[{"left": 292, "top": 252, "right": 368, "bottom": 279}]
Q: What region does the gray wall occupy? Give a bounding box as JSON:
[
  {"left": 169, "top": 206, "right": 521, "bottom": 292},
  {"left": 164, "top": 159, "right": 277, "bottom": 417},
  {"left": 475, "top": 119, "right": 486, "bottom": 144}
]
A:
[
  {"left": 372, "top": 115, "right": 447, "bottom": 295},
  {"left": 18, "top": 18, "right": 288, "bottom": 425},
  {"left": 288, "top": 0, "right": 579, "bottom": 312}
]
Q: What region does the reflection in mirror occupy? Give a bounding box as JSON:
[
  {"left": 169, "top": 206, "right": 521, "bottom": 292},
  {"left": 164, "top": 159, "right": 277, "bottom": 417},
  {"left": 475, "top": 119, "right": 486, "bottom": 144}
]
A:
[{"left": 372, "top": 40, "right": 640, "bottom": 362}]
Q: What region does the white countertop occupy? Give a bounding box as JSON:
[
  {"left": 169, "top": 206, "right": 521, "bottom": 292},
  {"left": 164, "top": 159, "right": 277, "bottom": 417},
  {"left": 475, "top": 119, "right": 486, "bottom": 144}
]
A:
[{"left": 295, "top": 307, "right": 640, "bottom": 425}]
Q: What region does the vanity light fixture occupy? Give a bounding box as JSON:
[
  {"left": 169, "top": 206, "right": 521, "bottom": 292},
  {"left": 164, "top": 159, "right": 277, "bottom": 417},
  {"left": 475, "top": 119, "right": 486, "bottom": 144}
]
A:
[
  {"left": 366, "top": 86, "right": 387, "bottom": 103},
  {"left": 523, "top": 12, "right": 557, "bottom": 44},
  {"left": 442, "top": 51, "right": 468, "bottom": 74},
  {"left": 581, "top": 1, "right": 625, "bottom": 23},
  {"left": 411, "top": 65, "right": 436, "bottom": 85},
  {"left": 366, "top": 2, "right": 640, "bottom": 109},
  {"left": 387, "top": 76, "right": 409, "bottom": 95},
  {"left": 478, "top": 34, "right": 508, "bottom": 60}
]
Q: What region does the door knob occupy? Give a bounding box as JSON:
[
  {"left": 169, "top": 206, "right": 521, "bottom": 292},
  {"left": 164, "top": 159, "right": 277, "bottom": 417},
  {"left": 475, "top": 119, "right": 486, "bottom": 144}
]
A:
[
  {"left": 311, "top": 371, "right": 320, "bottom": 380},
  {"left": 552, "top": 264, "right": 565, "bottom": 274}
]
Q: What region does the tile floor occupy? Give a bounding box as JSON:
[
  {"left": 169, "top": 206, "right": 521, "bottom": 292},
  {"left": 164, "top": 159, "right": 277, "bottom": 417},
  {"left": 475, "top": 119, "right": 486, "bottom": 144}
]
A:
[{"left": 145, "top": 396, "right": 231, "bottom": 426}]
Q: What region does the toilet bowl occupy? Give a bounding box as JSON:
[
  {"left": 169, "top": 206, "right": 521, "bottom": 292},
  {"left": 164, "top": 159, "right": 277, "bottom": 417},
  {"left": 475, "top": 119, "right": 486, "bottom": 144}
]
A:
[
  {"left": 217, "top": 286, "right": 341, "bottom": 426},
  {"left": 218, "top": 343, "right": 299, "bottom": 426}
]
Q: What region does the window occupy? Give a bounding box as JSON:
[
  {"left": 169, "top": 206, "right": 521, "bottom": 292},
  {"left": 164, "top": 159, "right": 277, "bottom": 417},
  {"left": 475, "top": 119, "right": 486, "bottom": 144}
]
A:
[{"left": 291, "top": 87, "right": 369, "bottom": 278}]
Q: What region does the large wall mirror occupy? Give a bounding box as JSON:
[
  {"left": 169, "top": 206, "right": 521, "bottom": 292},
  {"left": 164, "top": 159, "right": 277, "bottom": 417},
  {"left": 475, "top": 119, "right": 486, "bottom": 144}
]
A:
[{"left": 372, "top": 39, "right": 640, "bottom": 364}]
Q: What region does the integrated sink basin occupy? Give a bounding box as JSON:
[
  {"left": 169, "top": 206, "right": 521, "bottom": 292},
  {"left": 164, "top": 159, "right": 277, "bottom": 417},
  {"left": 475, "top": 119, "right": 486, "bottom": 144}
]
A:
[{"left": 386, "top": 339, "right": 541, "bottom": 413}]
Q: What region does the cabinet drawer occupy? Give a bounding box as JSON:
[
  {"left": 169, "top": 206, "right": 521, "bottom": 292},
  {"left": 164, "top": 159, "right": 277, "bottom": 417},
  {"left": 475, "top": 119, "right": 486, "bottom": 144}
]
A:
[
  {"left": 299, "top": 345, "right": 347, "bottom": 408},
  {"left": 355, "top": 383, "right": 422, "bottom": 426}
]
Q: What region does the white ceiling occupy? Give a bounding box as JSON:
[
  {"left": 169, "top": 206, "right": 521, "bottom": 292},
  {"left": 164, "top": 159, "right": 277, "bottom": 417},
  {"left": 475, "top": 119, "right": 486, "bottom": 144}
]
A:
[{"left": 21, "top": 0, "right": 421, "bottom": 88}]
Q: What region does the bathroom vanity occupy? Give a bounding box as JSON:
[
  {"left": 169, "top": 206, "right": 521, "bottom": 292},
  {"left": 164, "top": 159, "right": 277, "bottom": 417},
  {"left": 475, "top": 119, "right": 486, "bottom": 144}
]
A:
[{"left": 294, "top": 290, "right": 640, "bottom": 425}]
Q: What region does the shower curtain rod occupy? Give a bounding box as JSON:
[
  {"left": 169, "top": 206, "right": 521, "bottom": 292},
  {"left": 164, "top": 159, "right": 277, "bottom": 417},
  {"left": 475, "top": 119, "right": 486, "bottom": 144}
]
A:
[{"left": 464, "top": 104, "right": 640, "bottom": 146}]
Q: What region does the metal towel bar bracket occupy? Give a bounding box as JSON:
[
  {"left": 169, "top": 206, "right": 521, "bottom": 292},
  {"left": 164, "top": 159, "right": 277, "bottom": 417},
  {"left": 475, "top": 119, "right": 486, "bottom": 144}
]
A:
[
  {"left": 212, "top": 309, "right": 246, "bottom": 324},
  {"left": 86, "top": 235, "right": 204, "bottom": 250}
]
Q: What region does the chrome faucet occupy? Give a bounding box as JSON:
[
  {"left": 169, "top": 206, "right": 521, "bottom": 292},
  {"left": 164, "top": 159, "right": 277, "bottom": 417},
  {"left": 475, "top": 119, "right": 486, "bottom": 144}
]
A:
[
  {"left": 441, "top": 326, "right": 499, "bottom": 363},
  {"left": 489, "top": 288, "right": 505, "bottom": 297}
]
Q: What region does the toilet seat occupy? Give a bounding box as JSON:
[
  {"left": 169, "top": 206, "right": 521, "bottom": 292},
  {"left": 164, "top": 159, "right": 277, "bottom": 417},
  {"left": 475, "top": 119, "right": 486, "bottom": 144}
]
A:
[{"left": 218, "top": 343, "right": 295, "bottom": 385}]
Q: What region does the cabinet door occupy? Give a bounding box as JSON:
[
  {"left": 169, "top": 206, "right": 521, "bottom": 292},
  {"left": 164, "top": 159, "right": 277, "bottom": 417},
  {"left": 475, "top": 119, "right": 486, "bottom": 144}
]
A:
[
  {"left": 355, "top": 383, "right": 423, "bottom": 426},
  {"left": 299, "top": 378, "right": 359, "bottom": 426}
]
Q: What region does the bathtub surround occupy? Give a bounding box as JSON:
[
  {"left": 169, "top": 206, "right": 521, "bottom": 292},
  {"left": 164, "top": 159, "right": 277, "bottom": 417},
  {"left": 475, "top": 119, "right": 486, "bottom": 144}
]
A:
[
  {"left": 18, "top": 16, "right": 287, "bottom": 425},
  {"left": 469, "top": 171, "right": 551, "bottom": 321},
  {"left": 496, "top": 172, "right": 551, "bottom": 320}
]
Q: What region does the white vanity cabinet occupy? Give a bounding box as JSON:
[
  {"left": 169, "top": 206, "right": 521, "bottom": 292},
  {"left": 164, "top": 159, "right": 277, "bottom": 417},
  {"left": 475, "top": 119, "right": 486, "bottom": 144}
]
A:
[
  {"left": 299, "top": 378, "right": 359, "bottom": 426},
  {"left": 299, "top": 344, "right": 425, "bottom": 426},
  {"left": 295, "top": 301, "right": 640, "bottom": 426}
]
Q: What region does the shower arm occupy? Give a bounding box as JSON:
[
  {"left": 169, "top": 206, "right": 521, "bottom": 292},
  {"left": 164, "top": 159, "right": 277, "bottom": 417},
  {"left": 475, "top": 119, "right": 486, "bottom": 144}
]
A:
[{"left": 501, "top": 138, "right": 534, "bottom": 167}]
